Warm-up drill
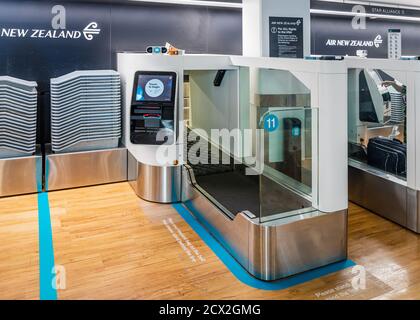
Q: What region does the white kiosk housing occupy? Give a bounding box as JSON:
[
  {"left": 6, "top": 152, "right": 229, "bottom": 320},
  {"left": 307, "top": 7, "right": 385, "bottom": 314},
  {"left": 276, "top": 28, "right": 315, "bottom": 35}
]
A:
[{"left": 118, "top": 53, "right": 348, "bottom": 280}]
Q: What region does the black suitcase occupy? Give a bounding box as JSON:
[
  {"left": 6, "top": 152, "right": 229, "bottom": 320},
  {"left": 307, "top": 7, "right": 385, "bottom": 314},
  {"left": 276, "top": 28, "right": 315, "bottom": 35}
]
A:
[{"left": 367, "top": 137, "right": 407, "bottom": 177}]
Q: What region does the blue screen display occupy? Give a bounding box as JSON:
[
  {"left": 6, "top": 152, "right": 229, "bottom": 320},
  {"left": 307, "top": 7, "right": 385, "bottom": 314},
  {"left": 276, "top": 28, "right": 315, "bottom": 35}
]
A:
[
  {"left": 136, "top": 74, "right": 174, "bottom": 102},
  {"left": 292, "top": 126, "right": 301, "bottom": 137}
]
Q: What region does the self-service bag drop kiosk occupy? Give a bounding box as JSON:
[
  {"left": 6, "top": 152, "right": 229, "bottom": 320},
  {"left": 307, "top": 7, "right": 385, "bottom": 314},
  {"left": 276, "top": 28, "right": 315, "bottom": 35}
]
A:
[
  {"left": 118, "top": 53, "right": 348, "bottom": 281},
  {"left": 346, "top": 57, "right": 420, "bottom": 233},
  {"left": 119, "top": 54, "right": 183, "bottom": 203}
]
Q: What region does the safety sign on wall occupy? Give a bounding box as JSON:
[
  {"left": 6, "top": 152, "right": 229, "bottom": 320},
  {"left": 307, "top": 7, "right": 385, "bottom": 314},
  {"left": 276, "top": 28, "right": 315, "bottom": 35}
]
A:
[{"left": 269, "top": 17, "right": 304, "bottom": 58}]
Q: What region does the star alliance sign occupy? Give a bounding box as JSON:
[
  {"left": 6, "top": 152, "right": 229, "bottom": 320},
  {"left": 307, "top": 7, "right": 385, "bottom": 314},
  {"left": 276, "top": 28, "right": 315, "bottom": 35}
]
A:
[{"left": 0, "top": 22, "right": 101, "bottom": 41}]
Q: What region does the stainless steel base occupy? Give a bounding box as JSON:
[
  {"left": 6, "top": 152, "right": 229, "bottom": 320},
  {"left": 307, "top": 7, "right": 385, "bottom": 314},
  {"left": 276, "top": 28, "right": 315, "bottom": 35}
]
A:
[
  {"left": 349, "top": 161, "right": 420, "bottom": 233},
  {"left": 0, "top": 153, "right": 42, "bottom": 197},
  {"left": 127, "top": 151, "right": 182, "bottom": 203},
  {"left": 182, "top": 166, "right": 348, "bottom": 281},
  {"left": 46, "top": 147, "right": 128, "bottom": 191}
]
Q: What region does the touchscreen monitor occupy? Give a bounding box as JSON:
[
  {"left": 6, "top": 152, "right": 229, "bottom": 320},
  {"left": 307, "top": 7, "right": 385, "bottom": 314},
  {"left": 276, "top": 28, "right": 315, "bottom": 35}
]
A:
[{"left": 134, "top": 73, "right": 176, "bottom": 103}]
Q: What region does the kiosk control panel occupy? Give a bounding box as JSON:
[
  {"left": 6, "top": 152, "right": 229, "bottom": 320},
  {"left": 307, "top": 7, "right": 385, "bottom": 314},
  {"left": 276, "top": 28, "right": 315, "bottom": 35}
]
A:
[{"left": 130, "top": 71, "right": 177, "bottom": 145}]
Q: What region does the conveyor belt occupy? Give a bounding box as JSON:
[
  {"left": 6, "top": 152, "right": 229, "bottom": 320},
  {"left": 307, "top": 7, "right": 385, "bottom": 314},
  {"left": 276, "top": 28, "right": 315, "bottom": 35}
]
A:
[
  {"left": 185, "top": 131, "right": 234, "bottom": 177},
  {"left": 196, "top": 170, "right": 260, "bottom": 216},
  {"left": 195, "top": 169, "right": 312, "bottom": 217}
]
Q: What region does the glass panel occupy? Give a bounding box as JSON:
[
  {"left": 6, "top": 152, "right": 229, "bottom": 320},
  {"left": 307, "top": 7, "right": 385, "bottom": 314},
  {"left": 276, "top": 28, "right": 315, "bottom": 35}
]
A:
[
  {"left": 258, "top": 106, "right": 317, "bottom": 223},
  {"left": 348, "top": 69, "right": 407, "bottom": 182},
  {"left": 184, "top": 67, "right": 317, "bottom": 223}
]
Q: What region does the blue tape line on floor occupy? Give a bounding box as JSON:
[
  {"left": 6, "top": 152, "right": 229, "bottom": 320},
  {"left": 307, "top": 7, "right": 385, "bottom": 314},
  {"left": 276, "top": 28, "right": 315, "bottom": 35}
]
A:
[
  {"left": 37, "top": 192, "right": 57, "bottom": 300},
  {"left": 173, "top": 203, "right": 356, "bottom": 291}
]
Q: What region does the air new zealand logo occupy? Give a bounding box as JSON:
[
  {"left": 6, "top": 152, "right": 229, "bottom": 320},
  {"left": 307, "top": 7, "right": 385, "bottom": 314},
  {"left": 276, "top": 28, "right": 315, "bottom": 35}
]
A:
[
  {"left": 0, "top": 5, "right": 101, "bottom": 42},
  {"left": 326, "top": 34, "right": 384, "bottom": 48},
  {"left": 0, "top": 22, "right": 101, "bottom": 41},
  {"left": 83, "top": 22, "right": 101, "bottom": 41}
]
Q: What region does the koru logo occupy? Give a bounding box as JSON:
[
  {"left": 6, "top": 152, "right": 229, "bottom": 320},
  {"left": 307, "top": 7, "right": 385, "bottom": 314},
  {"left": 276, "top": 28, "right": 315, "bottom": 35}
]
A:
[
  {"left": 374, "top": 35, "right": 383, "bottom": 48},
  {"left": 83, "top": 22, "right": 101, "bottom": 41}
]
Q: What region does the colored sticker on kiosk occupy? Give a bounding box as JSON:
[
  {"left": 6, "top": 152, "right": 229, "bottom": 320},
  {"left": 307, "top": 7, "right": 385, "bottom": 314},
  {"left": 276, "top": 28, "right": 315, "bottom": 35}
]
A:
[{"left": 264, "top": 114, "right": 279, "bottom": 132}]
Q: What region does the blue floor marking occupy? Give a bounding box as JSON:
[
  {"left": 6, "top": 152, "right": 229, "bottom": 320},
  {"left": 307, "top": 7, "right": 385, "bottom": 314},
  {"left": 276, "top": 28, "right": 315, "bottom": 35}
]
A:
[
  {"left": 173, "top": 203, "right": 356, "bottom": 291},
  {"left": 37, "top": 192, "right": 57, "bottom": 300}
]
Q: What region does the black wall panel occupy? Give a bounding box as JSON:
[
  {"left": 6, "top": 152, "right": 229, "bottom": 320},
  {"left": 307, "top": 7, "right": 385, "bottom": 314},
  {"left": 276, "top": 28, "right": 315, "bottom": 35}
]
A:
[
  {"left": 312, "top": 15, "right": 420, "bottom": 58},
  {"left": 311, "top": 0, "right": 420, "bottom": 58},
  {"left": 109, "top": 3, "right": 242, "bottom": 66},
  {"left": 0, "top": 1, "right": 112, "bottom": 92},
  {"left": 0, "top": 0, "right": 242, "bottom": 90},
  {"left": 207, "top": 7, "right": 243, "bottom": 55},
  {"left": 110, "top": 3, "right": 208, "bottom": 56},
  {"left": 0, "top": 0, "right": 242, "bottom": 143}
]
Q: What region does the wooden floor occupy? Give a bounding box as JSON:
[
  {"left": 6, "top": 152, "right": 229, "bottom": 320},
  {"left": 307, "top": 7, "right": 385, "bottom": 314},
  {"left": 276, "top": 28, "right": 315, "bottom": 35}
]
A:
[
  {"left": 1, "top": 182, "right": 420, "bottom": 299},
  {"left": 0, "top": 194, "right": 39, "bottom": 300}
]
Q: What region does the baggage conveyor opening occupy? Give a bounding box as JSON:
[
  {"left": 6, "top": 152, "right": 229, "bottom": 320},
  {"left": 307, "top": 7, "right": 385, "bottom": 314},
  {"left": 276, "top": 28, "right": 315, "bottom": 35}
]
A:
[
  {"left": 185, "top": 133, "right": 312, "bottom": 221},
  {"left": 180, "top": 62, "right": 347, "bottom": 281}
]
